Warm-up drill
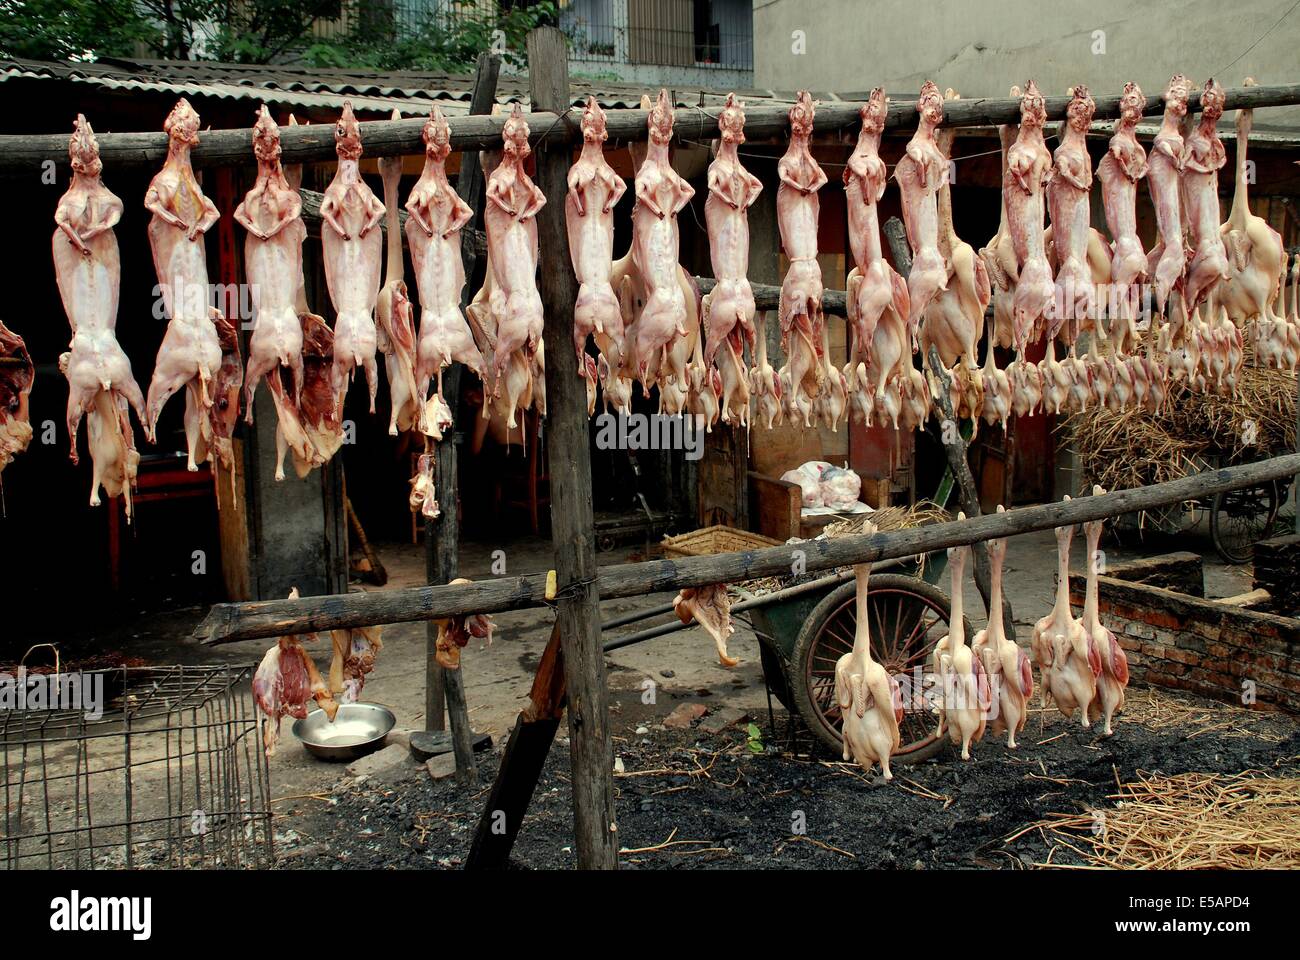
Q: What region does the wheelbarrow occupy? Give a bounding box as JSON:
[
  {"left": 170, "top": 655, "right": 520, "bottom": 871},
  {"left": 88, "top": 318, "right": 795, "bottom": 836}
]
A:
[{"left": 600, "top": 549, "right": 966, "bottom": 765}]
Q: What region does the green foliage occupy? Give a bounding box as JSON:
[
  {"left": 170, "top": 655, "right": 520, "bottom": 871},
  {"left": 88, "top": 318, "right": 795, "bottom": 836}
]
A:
[
  {"left": 746, "top": 723, "right": 765, "bottom": 755},
  {"left": 0, "top": 0, "right": 558, "bottom": 70},
  {"left": 0, "top": 0, "right": 155, "bottom": 61}
]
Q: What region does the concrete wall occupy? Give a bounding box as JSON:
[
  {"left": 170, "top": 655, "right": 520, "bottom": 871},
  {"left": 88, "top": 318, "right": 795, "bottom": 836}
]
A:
[{"left": 753, "top": 0, "right": 1300, "bottom": 126}]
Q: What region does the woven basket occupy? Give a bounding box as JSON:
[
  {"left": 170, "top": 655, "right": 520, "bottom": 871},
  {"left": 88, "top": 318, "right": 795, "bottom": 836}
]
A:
[{"left": 660, "top": 524, "right": 783, "bottom": 559}]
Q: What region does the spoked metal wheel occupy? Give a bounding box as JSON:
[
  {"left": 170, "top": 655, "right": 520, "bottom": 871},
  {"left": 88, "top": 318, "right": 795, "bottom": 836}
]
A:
[
  {"left": 789, "top": 574, "right": 970, "bottom": 763},
  {"left": 1210, "top": 481, "right": 1279, "bottom": 564}
]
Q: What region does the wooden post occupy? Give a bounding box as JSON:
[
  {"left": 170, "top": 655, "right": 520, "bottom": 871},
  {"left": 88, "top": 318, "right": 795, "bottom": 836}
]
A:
[
  {"left": 527, "top": 25, "right": 619, "bottom": 870},
  {"left": 466, "top": 622, "right": 566, "bottom": 869},
  {"left": 883, "top": 216, "right": 1012, "bottom": 637},
  {"left": 424, "top": 52, "right": 501, "bottom": 779}
]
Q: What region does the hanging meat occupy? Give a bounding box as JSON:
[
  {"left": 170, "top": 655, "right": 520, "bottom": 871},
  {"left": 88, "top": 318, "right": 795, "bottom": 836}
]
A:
[
  {"left": 776, "top": 91, "right": 827, "bottom": 425},
  {"left": 196, "top": 314, "right": 242, "bottom": 493},
  {"left": 970, "top": 508, "right": 1033, "bottom": 747},
  {"left": 749, "top": 311, "right": 782, "bottom": 429},
  {"left": 252, "top": 588, "right": 339, "bottom": 757},
  {"left": 930, "top": 536, "right": 988, "bottom": 760},
  {"left": 320, "top": 101, "right": 384, "bottom": 414},
  {"left": 143, "top": 99, "right": 226, "bottom": 473},
  {"left": 1147, "top": 75, "right": 1192, "bottom": 315},
  {"left": 1031, "top": 502, "right": 1078, "bottom": 705},
  {"left": 835, "top": 556, "right": 903, "bottom": 781},
  {"left": 1097, "top": 82, "right": 1150, "bottom": 352},
  {"left": 1004, "top": 81, "right": 1056, "bottom": 353},
  {"left": 0, "top": 320, "right": 33, "bottom": 476},
  {"left": 374, "top": 110, "right": 422, "bottom": 436},
  {"left": 922, "top": 90, "right": 990, "bottom": 376},
  {"left": 623, "top": 90, "right": 695, "bottom": 391},
  {"left": 844, "top": 88, "right": 908, "bottom": 370},
  {"left": 979, "top": 96, "right": 1021, "bottom": 350},
  {"left": 1044, "top": 520, "right": 1102, "bottom": 729},
  {"left": 434, "top": 581, "right": 495, "bottom": 670},
  {"left": 1181, "top": 79, "right": 1231, "bottom": 313},
  {"left": 567, "top": 97, "right": 628, "bottom": 374},
  {"left": 1008, "top": 353, "right": 1043, "bottom": 418},
  {"left": 236, "top": 107, "right": 312, "bottom": 475},
  {"left": 702, "top": 93, "right": 761, "bottom": 370},
  {"left": 286, "top": 312, "right": 345, "bottom": 479},
  {"left": 53, "top": 115, "right": 145, "bottom": 514},
  {"left": 674, "top": 583, "right": 738, "bottom": 667},
  {"left": 1219, "top": 79, "right": 1289, "bottom": 367},
  {"left": 407, "top": 106, "right": 485, "bottom": 403},
  {"left": 328, "top": 625, "right": 383, "bottom": 704},
  {"left": 894, "top": 81, "right": 949, "bottom": 346},
  {"left": 686, "top": 331, "right": 722, "bottom": 432},
  {"left": 1045, "top": 86, "right": 1097, "bottom": 343},
  {"left": 481, "top": 104, "right": 546, "bottom": 397},
  {"left": 814, "top": 323, "right": 847, "bottom": 431},
  {"left": 1080, "top": 494, "right": 1127, "bottom": 735},
  {"left": 979, "top": 316, "right": 1011, "bottom": 426}
]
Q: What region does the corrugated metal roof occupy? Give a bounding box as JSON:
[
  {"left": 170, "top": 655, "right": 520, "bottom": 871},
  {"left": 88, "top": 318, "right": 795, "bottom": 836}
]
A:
[{"left": 0, "top": 56, "right": 799, "bottom": 118}]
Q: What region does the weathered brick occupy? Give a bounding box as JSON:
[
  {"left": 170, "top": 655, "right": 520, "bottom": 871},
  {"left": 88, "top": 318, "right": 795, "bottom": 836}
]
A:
[{"left": 1125, "top": 622, "right": 1157, "bottom": 641}]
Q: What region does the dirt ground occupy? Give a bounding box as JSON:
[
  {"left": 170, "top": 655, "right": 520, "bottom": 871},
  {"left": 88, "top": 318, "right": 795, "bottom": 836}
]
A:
[
  {"left": 23, "top": 518, "right": 1286, "bottom": 869},
  {"left": 276, "top": 686, "right": 1299, "bottom": 869}
]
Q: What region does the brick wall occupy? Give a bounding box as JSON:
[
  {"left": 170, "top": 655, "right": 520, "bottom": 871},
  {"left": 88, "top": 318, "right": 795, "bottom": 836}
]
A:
[{"left": 1069, "top": 555, "right": 1300, "bottom": 715}]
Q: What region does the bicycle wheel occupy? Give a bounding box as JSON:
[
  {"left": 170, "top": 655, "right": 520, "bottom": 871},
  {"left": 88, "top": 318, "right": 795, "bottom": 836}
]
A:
[{"left": 1210, "top": 481, "right": 1279, "bottom": 564}]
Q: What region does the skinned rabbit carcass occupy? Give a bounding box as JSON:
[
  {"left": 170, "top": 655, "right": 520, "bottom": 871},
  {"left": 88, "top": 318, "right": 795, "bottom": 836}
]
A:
[
  {"left": 567, "top": 97, "right": 628, "bottom": 373},
  {"left": 1045, "top": 86, "right": 1098, "bottom": 344},
  {"left": 236, "top": 107, "right": 314, "bottom": 477},
  {"left": 844, "top": 88, "right": 908, "bottom": 369},
  {"left": 481, "top": 105, "right": 546, "bottom": 396},
  {"left": 622, "top": 90, "right": 695, "bottom": 392},
  {"left": 53, "top": 115, "right": 145, "bottom": 514},
  {"left": 980, "top": 98, "right": 1021, "bottom": 350},
  {"left": 922, "top": 89, "right": 990, "bottom": 378},
  {"left": 1181, "top": 80, "right": 1231, "bottom": 312},
  {"left": 1004, "top": 82, "right": 1056, "bottom": 353},
  {"left": 143, "top": 99, "right": 226, "bottom": 472},
  {"left": 1096, "top": 82, "right": 1150, "bottom": 352},
  {"left": 320, "top": 101, "right": 385, "bottom": 414},
  {"left": 375, "top": 110, "right": 422, "bottom": 437},
  {"left": 702, "top": 93, "right": 761, "bottom": 367},
  {"left": 777, "top": 92, "right": 828, "bottom": 418},
  {"left": 971, "top": 507, "right": 1033, "bottom": 747},
  {"left": 1147, "top": 76, "right": 1193, "bottom": 315},
  {"left": 835, "top": 549, "right": 903, "bottom": 781},
  {"left": 894, "top": 82, "right": 949, "bottom": 347},
  {"left": 407, "top": 106, "right": 485, "bottom": 404}
]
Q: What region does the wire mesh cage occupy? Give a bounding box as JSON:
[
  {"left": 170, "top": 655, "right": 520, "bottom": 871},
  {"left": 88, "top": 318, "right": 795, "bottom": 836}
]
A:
[{"left": 1, "top": 664, "right": 272, "bottom": 870}]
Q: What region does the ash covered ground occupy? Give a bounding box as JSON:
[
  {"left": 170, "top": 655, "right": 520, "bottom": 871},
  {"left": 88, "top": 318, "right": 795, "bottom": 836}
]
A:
[{"left": 277, "top": 689, "right": 1299, "bottom": 870}]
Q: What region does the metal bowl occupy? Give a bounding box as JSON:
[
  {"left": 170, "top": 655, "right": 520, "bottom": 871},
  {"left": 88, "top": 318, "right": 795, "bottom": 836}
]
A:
[{"left": 292, "top": 703, "right": 396, "bottom": 762}]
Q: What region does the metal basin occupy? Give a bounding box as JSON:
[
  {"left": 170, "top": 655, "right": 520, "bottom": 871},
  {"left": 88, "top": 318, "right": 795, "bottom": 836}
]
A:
[{"left": 292, "top": 703, "right": 396, "bottom": 762}]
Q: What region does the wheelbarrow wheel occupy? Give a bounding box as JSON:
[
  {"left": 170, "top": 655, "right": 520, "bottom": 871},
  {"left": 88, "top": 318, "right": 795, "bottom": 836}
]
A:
[{"left": 788, "top": 574, "right": 970, "bottom": 765}]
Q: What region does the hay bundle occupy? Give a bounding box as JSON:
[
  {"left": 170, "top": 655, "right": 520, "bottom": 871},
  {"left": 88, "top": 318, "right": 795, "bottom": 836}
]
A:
[
  {"left": 1032, "top": 769, "right": 1300, "bottom": 869},
  {"left": 737, "top": 501, "right": 949, "bottom": 597},
  {"left": 1067, "top": 361, "right": 1296, "bottom": 493}
]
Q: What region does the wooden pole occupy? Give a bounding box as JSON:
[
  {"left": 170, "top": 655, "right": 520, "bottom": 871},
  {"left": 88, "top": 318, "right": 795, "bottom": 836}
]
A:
[
  {"left": 9, "top": 82, "right": 1299, "bottom": 175},
  {"left": 423, "top": 52, "right": 501, "bottom": 781},
  {"left": 527, "top": 25, "right": 619, "bottom": 870},
  {"left": 197, "top": 452, "right": 1300, "bottom": 642},
  {"left": 881, "top": 216, "right": 1012, "bottom": 635},
  {"left": 465, "top": 622, "right": 567, "bottom": 870}
]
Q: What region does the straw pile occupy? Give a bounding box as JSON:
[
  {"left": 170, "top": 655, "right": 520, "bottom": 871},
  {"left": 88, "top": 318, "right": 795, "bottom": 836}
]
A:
[
  {"left": 737, "top": 500, "right": 949, "bottom": 597},
  {"left": 1120, "top": 686, "right": 1287, "bottom": 743},
  {"left": 1028, "top": 769, "right": 1300, "bottom": 869},
  {"left": 1067, "top": 362, "right": 1296, "bottom": 493}
]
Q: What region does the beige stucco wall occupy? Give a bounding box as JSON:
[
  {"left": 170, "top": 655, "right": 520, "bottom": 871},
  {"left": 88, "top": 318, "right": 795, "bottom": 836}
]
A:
[{"left": 753, "top": 0, "right": 1300, "bottom": 125}]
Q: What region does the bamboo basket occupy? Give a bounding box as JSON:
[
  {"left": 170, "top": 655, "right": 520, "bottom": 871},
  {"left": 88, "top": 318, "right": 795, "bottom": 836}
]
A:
[{"left": 660, "top": 525, "right": 783, "bottom": 559}]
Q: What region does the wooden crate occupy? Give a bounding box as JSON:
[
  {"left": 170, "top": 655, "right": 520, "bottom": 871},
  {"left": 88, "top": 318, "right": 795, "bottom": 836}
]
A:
[{"left": 661, "top": 524, "right": 783, "bottom": 559}]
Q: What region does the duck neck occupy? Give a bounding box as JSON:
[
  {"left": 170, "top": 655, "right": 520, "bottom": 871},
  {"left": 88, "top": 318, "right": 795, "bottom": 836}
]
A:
[
  {"left": 948, "top": 552, "right": 966, "bottom": 651},
  {"left": 1052, "top": 531, "right": 1073, "bottom": 619},
  {"left": 853, "top": 563, "right": 873, "bottom": 663},
  {"left": 1084, "top": 524, "right": 1101, "bottom": 624}
]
